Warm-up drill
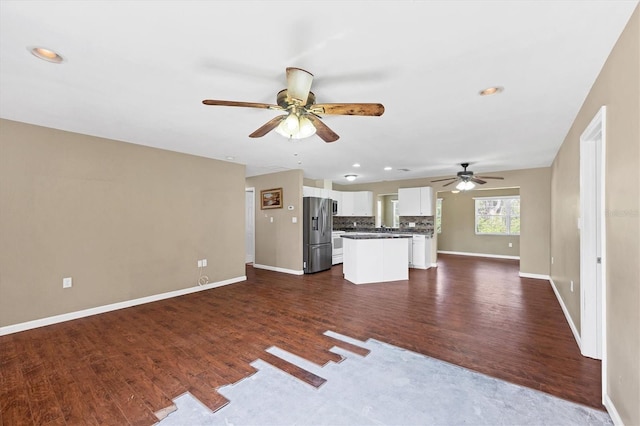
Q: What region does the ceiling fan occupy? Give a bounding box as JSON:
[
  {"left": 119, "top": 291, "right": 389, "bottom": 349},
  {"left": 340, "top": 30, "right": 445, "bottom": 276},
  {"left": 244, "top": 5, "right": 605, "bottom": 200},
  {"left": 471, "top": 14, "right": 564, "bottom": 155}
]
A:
[
  {"left": 202, "top": 67, "right": 384, "bottom": 143},
  {"left": 431, "top": 163, "right": 504, "bottom": 190}
]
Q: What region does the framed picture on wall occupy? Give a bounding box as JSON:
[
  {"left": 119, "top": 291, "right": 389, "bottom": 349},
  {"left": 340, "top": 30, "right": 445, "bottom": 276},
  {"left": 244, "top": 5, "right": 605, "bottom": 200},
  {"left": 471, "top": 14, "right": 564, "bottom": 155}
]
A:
[{"left": 260, "top": 188, "right": 283, "bottom": 209}]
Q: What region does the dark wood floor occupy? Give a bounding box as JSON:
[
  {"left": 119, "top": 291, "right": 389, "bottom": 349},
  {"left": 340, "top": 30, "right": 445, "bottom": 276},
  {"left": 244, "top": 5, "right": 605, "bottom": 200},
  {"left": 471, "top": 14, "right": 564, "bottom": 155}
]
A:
[{"left": 0, "top": 254, "right": 603, "bottom": 425}]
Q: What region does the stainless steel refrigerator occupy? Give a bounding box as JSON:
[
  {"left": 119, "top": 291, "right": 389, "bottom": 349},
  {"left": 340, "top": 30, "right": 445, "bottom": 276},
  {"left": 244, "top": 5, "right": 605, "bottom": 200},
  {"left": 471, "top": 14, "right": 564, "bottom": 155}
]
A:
[{"left": 303, "top": 196, "right": 332, "bottom": 273}]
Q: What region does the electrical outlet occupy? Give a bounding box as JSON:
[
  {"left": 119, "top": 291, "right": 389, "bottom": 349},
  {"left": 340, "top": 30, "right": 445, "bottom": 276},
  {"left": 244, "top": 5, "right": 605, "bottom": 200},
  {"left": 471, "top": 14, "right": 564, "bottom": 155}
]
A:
[
  {"left": 570, "top": 280, "right": 574, "bottom": 292},
  {"left": 508, "top": 243, "right": 513, "bottom": 247},
  {"left": 202, "top": 259, "right": 207, "bottom": 267},
  {"left": 63, "top": 277, "right": 72, "bottom": 288},
  {"left": 197, "top": 260, "right": 203, "bottom": 268}
]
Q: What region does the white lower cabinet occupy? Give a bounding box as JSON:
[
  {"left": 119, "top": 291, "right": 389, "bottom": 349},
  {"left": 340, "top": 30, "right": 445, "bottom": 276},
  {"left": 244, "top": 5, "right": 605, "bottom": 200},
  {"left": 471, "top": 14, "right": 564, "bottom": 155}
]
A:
[{"left": 409, "top": 234, "right": 432, "bottom": 269}]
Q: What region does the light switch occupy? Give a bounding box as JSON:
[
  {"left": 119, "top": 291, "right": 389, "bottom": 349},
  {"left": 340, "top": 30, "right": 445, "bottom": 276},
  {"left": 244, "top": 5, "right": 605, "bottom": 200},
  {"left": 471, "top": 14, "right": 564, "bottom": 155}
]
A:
[
  {"left": 63, "top": 277, "right": 72, "bottom": 288},
  {"left": 292, "top": 217, "right": 297, "bottom": 223},
  {"left": 270, "top": 217, "right": 274, "bottom": 223}
]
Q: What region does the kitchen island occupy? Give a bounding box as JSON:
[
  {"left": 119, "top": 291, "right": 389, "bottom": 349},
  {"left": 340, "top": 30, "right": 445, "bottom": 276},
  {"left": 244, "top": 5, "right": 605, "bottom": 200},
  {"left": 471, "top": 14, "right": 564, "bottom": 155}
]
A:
[{"left": 341, "top": 234, "right": 412, "bottom": 284}]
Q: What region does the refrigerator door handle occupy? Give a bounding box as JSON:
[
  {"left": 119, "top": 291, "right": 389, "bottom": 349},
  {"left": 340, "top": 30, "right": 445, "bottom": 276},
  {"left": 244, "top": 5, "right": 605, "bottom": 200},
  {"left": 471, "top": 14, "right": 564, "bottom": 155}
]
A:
[{"left": 319, "top": 205, "right": 324, "bottom": 236}]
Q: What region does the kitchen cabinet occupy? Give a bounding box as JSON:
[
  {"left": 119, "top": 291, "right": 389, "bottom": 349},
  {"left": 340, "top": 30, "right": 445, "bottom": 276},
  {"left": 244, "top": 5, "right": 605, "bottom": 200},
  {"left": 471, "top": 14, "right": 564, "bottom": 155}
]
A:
[
  {"left": 409, "top": 234, "right": 432, "bottom": 269},
  {"left": 342, "top": 235, "right": 409, "bottom": 284},
  {"left": 334, "top": 191, "right": 373, "bottom": 216},
  {"left": 398, "top": 186, "right": 433, "bottom": 216},
  {"left": 303, "top": 186, "right": 330, "bottom": 198}
]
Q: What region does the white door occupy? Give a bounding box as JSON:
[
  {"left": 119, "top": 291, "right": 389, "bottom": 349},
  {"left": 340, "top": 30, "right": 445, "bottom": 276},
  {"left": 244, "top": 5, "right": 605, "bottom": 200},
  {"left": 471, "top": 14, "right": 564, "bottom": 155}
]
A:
[
  {"left": 245, "top": 188, "right": 255, "bottom": 263},
  {"left": 579, "top": 106, "right": 606, "bottom": 360}
]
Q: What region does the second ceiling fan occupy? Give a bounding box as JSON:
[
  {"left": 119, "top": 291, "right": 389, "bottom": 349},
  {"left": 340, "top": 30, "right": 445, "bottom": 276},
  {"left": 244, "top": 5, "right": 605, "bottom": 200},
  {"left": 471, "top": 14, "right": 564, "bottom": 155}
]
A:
[
  {"left": 202, "top": 67, "right": 384, "bottom": 142},
  {"left": 431, "top": 163, "right": 504, "bottom": 190}
]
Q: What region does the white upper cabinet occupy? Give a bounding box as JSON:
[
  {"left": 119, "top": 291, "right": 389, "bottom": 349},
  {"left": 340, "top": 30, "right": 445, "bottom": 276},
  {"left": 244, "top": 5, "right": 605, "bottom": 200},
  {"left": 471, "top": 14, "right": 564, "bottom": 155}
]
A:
[
  {"left": 398, "top": 186, "right": 433, "bottom": 216},
  {"left": 334, "top": 191, "right": 373, "bottom": 216},
  {"left": 303, "top": 186, "right": 330, "bottom": 198}
]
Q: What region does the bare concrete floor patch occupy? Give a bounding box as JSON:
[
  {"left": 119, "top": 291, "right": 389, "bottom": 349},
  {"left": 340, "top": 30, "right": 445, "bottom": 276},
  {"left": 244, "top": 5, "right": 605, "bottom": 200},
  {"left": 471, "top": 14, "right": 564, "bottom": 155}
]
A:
[{"left": 158, "top": 331, "right": 612, "bottom": 426}]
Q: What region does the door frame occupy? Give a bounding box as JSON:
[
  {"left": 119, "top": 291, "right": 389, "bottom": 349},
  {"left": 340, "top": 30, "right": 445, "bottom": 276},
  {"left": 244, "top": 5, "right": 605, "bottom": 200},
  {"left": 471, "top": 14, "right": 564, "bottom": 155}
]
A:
[
  {"left": 245, "top": 187, "right": 255, "bottom": 264},
  {"left": 579, "top": 106, "right": 606, "bottom": 367}
]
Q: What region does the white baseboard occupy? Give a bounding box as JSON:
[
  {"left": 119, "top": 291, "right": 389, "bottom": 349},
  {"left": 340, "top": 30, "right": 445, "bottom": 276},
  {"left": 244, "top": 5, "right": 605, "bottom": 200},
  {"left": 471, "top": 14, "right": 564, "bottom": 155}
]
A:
[
  {"left": 253, "top": 264, "right": 304, "bottom": 275},
  {"left": 437, "top": 250, "right": 520, "bottom": 260},
  {"left": 603, "top": 393, "right": 624, "bottom": 426},
  {"left": 519, "top": 272, "right": 551, "bottom": 280},
  {"left": 549, "top": 278, "right": 581, "bottom": 349},
  {"left": 0, "top": 275, "right": 246, "bottom": 336}
]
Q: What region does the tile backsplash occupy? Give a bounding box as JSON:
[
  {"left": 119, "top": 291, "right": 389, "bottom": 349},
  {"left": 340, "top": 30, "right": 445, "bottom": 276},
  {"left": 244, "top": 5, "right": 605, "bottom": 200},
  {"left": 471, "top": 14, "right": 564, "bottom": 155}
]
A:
[
  {"left": 333, "top": 216, "right": 374, "bottom": 230},
  {"left": 399, "top": 216, "right": 434, "bottom": 236}
]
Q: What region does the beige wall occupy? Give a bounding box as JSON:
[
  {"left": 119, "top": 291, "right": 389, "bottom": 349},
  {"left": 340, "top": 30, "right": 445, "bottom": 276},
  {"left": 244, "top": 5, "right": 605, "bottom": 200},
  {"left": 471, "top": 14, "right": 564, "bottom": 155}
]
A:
[
  {"left": 550, "top": 6, "right": 639, "bottom": 424},
  {"left": 0, "top": 119, "right": 247, "bottom": 328},
  {"left": 341, "top": 166, "right": 550, "bottom": 276},
  {"left": 438, "top": 188, "right": 520, "bottom": 257},
  {"left": 246, "top": 170, "right": 303, "bottom": 272}
]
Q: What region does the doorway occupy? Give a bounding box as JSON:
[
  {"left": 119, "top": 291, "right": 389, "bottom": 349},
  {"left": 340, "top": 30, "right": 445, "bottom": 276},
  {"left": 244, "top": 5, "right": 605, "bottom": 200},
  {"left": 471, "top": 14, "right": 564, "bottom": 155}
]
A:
[
  {"left": 579, "top": 106, "right": 606, "bottom": 362},
  {"left": 245, "top": 188, "right": 255, "bottom": 264}
]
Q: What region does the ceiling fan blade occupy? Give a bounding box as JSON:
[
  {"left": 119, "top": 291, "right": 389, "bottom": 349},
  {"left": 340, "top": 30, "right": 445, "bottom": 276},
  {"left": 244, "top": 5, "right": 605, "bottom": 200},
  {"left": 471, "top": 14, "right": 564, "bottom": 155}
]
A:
[
  {"left": 286, "top": 67, "right": 313, "bottom": 105},
  {"left": 306, "top": 114, "right": 339, "bottom": 143},
  {"left": 431, "top": 177, "right": 457, "bottom": 183},
  {"left": 202, "top": 99, "right": 282, "bottom": 110},
  {"left": 442, "top": 180, "right": 458, "bottom": 187},
  {"left": 471, "top": 178, "right": 486, "bottom": 184},
  {"left": 310, "top": 103, "right": 385, "bottom": 116},
  {"left": 249, "top": 115, "right": 287, "bottom": 138},
  {"left": 475, "top": 176, "right": 504, "bottom": 180}
]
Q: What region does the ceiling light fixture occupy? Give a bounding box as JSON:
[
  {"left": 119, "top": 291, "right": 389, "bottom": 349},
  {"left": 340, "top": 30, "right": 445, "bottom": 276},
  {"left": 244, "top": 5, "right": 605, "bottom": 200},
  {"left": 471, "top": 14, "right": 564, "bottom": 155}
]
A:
[
  {"left": 479, "top": 86, "right": 503, "bottom": 96},
  {"left": 274, "top": 113, "right": 316, "bottom": 139},
  {"left": 29, "top": 46, "right": 64, "bottom": 63},
  {"left": 384, "top": 166, "right": 392, "bottom": 171},
  {"left": 344, "top": 174, "right": 358, "bottom": 182},
  {"left": 352, "top": 163, "right": 361, "bottom": 168},
  {"left": 456, "top": 180, "right": 475, "bottom": 191},
  {"left": 451, "top": 190, "right": 460, "bottom": 194}
]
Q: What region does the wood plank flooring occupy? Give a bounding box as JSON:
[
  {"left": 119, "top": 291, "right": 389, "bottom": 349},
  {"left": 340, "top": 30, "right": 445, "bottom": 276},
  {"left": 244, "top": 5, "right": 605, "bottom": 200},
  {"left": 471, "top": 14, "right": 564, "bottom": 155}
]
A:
[{"left": 0, "top": 254, "right": 603, "bottom": 425}]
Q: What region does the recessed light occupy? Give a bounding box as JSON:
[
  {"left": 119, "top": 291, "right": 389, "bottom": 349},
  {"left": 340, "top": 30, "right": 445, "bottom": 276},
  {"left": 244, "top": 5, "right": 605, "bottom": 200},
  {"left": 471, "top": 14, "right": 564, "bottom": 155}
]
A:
[
  {"left": 384, "top": 166, "right": 392, "bottom": 171},
  {"left": 29, "top": 46, "right": 64, "bottom": 63},
  {"left": 225, "top": 156, "right": 235, "bottom": 160},
  {"left": 451, "top": 190, "right": 460, "bottom": 194},
  {"left": 479, "top": 86, "right": 503, "bottom": 96},
  {"left": 352, "top": 163, "right": 361, "bottom": 168},
  {"left": 344, "top": 174, "right": 358, "bottom": 181}
]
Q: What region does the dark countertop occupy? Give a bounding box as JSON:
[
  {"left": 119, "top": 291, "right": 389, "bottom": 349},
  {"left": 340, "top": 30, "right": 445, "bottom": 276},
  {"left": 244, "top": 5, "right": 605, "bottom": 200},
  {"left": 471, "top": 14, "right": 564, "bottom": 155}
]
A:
[
  {"left": 341, "top": 234, "right": 413, "bottom": 240},
  {"left": 334, "top": 228, "right": 433, "bottom": 237}
]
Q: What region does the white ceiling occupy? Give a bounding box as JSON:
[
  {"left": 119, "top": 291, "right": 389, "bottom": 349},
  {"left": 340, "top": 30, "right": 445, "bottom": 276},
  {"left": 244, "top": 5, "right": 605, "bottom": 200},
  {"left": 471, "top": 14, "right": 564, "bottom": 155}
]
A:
[{"left": 1, "top": 1, "right": 637, "bottom": 184}]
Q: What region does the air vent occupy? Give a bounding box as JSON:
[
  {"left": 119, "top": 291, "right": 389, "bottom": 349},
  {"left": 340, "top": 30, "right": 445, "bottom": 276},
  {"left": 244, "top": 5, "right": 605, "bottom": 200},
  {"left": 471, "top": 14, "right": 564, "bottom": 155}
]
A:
[{"left": 397, "top": 168, "right": 411, "bottom": 172}]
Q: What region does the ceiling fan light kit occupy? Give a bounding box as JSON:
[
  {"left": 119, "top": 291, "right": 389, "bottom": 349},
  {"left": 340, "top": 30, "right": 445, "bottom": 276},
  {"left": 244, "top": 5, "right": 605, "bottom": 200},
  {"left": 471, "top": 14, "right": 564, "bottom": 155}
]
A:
[
  {"left": 456, "top": 180, "right": 475, "bottom": 191},
  {"left": 274, "top": 113, "right": 316, "bottom": 139},
  {"left": 202, "top": 67, "right": 384, "bottom": 143}
]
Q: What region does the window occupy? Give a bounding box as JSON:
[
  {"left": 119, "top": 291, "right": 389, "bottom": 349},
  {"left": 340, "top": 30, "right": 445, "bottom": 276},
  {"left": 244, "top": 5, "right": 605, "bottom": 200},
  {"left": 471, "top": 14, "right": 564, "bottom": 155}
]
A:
[
  {"left": 474, "top": 196, "right": 520, "bottom": 235},
  {"left": 436, "top": 198, "right": 442, "bottom": 233},
  {"left": 391, "top": 200, "right": 399, "bottom": 228}
]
